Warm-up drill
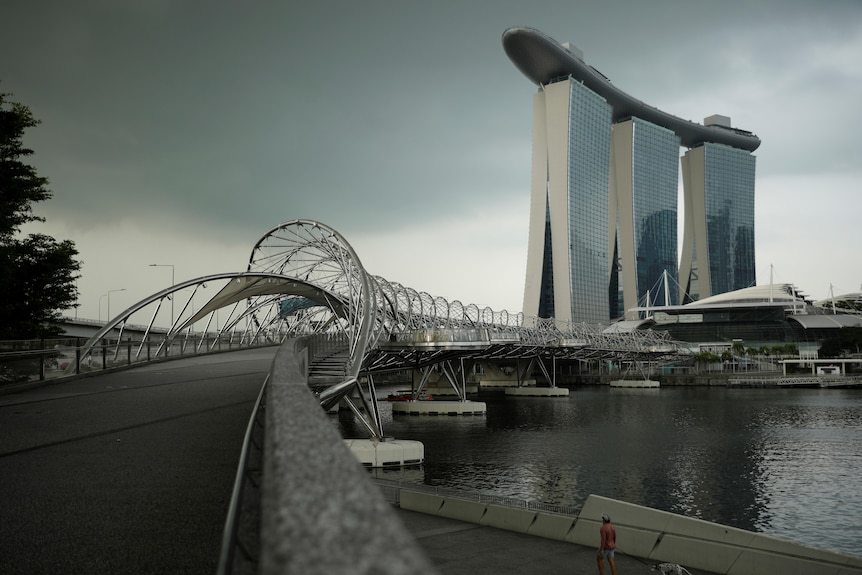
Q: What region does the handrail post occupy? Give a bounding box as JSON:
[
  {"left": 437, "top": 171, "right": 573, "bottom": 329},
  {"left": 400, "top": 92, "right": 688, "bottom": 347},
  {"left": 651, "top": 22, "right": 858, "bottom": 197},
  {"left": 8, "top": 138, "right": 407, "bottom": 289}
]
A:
[{"left": 39, "top": 339, "right": 46, "bottom": 381}]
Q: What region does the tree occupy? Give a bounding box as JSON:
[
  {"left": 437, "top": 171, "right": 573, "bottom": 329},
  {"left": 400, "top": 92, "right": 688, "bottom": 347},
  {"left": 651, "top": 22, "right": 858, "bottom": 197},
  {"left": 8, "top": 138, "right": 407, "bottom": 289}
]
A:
[
  {"left": 818, "top": 328, "right": 862, "bottom": 358},
  {"left": 0, "top": 90, "right": 80, "bottom": 339}
]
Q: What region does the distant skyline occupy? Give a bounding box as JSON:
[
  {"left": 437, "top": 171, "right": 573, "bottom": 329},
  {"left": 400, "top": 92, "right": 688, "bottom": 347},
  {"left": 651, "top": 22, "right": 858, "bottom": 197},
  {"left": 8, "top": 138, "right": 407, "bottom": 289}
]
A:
[{"left": 2, "top": 1, "right": 860, "bottom": 323}]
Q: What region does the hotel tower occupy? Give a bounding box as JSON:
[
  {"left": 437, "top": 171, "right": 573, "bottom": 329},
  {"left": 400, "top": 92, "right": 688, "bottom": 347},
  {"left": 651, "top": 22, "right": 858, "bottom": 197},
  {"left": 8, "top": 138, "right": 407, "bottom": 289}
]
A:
[{"left": 503, "top": 27, "right": 761, "bottom": 324}]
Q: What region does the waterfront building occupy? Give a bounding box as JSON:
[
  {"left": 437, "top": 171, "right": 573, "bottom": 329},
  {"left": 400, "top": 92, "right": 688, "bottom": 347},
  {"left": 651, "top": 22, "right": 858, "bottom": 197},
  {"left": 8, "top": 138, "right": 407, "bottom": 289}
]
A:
[
  {"left": 626, "top": 283, "right": 862, "bottom": 358},
  {"left": 815, "top": 289, "right": 862, "bottom": 315},
  {"left": 610, "top": 118, "right": 681, "bottom": 317},
  {"left": 502, "top": 27, "right": 760, "bottom": 323},
  {"left": 523, "top": 77, "right": 613, "bottom": 324},
  {"left": 679, "top": 127, "right": 758, "bottom": 303}
]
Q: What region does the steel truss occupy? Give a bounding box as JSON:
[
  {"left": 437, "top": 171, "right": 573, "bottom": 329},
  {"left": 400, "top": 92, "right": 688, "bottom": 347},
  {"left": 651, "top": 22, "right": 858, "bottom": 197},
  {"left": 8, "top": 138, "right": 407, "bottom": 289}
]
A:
[{"left": 78, "top": 219, "right": 689, "bottom": 440}]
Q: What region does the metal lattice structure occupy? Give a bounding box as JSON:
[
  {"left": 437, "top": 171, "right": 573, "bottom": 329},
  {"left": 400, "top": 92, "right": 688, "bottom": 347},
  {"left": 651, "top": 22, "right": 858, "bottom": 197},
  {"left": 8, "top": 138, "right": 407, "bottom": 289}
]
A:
[
  {"left": 77, "top": 220, "right": 689, "bottom": 439},
  {"left": 247, "top": 220, "right": 377, "bottom": 373}
]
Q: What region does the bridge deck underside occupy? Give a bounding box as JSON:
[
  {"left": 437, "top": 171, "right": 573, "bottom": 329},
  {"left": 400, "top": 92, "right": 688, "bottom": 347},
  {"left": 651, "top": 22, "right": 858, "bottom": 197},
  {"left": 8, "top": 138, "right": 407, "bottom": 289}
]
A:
[{"left": 361, "top": 341, "right": 687, "bottom": 374}]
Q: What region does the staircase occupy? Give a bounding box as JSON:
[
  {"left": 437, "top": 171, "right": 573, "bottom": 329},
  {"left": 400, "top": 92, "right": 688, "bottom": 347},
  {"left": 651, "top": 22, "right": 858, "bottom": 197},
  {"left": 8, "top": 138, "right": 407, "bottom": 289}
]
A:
[{"left": 307, "top": 346, "right": 351, "bottom": 385}]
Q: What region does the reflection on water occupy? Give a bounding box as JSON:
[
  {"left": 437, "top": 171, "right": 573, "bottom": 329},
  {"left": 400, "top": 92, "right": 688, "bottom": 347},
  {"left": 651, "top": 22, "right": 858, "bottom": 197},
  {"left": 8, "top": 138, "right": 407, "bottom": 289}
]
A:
[{"left": 335, "top": 386, "right": 862, "bottom": 557}]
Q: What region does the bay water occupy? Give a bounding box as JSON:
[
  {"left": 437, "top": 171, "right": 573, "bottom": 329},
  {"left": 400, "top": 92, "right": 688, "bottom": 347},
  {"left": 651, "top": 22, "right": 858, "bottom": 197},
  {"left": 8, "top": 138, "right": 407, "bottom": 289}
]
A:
[{"left": 336, "top": 386, "right": 862, "bottom": 557}]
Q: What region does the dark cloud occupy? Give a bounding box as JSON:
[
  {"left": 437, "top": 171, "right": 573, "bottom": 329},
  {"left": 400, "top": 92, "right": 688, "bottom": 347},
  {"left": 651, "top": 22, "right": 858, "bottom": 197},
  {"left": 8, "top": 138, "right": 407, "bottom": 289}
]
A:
[{"left": 2, "top": 0, "right": 860, "bottom": 314}]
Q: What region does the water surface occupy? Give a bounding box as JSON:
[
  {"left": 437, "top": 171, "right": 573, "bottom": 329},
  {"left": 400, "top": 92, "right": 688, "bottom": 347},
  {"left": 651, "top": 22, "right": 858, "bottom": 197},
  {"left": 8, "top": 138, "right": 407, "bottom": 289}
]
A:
[{"left": 337, "top": 386, "right": 862, "bottom": 557}]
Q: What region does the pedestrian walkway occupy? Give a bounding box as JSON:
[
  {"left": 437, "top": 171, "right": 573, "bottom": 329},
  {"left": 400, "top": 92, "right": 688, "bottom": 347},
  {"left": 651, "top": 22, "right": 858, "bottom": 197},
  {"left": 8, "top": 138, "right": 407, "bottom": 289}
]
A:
[
  {"left": 0, "top": 349, "right": 275, "bottom": 575},
  {"left": 394, "top": 506, "right": 715, "bottom": 575}
]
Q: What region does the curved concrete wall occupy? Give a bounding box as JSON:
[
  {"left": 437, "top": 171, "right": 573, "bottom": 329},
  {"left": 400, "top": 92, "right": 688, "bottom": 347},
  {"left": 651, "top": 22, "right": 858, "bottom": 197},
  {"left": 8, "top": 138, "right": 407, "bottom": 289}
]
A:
[
  {"left": 570, "top": 495, "right": 862, "bottom": 575},
  {"left": 399, "top": 489, "right": 862, "bottom": 575}
]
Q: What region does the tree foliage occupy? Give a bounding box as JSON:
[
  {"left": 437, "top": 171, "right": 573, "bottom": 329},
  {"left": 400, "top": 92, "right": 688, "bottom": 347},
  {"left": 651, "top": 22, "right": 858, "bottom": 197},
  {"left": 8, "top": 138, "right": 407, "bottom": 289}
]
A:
[
  {"left": 818, "top": 327, "right": 862, "bottom": 358},
  {"left": 0, "top": 91, "right": 80, "bottom": 339}
]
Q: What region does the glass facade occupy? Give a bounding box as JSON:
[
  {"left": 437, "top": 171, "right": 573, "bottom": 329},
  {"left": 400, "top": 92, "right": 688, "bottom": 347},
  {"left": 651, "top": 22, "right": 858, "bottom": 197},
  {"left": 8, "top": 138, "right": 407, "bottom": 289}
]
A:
[
  {"left": 703, "top": 144, "right": 757, "bottom": 295},
  {"left": 537, "top": 199, "right": 554, "bottom": 318},
  {"left": 651, "top": 307, "right": 800, "bottom": 347},
  {"left": 630, "top": 119, "right": 680, "bottom": 307},
  {"left": 564, "top": 80, "right": 611, "bottom": 323},
  {"left": 528, "top": 80, "right": 756, "bottom": 323}
]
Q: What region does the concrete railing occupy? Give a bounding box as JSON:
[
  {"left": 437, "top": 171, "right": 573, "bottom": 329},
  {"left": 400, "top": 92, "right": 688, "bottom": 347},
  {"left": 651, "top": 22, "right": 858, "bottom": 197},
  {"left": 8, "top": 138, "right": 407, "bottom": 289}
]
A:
[
  {"left": 397, "top": 489, "right": 862, "bottom": 575},
  {"left": 398, "top": 489, "right": 577, "bottom": 539},
  {"left": 251, "top": 338, "right": 439, "bottom": 575},
  {"left": 572, "top": 495, "right": 862, "bottom": 575}
]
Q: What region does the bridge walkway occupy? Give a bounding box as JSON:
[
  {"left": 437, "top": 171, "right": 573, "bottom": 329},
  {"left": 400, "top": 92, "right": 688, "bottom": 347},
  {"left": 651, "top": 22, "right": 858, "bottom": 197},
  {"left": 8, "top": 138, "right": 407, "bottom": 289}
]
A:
[{"left": 0, "top": 348, "right": 276, "bottom": 575}]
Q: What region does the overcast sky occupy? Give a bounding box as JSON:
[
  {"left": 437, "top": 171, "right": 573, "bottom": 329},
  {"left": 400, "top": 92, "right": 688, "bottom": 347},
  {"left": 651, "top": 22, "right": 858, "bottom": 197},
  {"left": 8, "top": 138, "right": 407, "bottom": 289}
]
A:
[{"left": 2, "top": 0, "right": 860, "bottom": 323}]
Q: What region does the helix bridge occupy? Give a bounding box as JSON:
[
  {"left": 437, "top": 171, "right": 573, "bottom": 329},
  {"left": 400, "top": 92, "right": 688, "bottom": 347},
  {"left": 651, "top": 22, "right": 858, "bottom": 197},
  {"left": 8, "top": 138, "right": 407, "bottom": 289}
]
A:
[{"left": 76, "top": 220, "right": 687, "bottom": 439}]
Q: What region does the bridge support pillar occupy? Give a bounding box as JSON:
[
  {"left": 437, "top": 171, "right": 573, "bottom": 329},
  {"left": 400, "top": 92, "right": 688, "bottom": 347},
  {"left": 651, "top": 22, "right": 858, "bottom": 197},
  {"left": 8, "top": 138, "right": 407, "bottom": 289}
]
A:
[
  {"left": 392, "top": 400, "right": 486, "bottom": 416},
  {"left": 609, "top": 379, "right": 660, "bottom": 388},
  {"left": 505, "top": 387, "right": 569, "bottom": 397}
]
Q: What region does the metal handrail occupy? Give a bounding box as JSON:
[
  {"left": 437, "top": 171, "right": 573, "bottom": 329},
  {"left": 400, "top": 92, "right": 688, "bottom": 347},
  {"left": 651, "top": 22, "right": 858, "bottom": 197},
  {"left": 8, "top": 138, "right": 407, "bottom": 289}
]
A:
[
  {"left": 0, "top": 336, "right": 278, "bottom": 389},
  {"left": 217, "top": 373, "right": 268, "bottom": 575}
]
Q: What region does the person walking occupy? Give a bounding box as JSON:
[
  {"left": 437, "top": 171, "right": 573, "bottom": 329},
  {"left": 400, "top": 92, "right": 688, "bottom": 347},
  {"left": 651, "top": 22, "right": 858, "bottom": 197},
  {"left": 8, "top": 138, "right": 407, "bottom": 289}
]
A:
[{"left": 597, "top": 513, "right": 617, "bottom": 575}]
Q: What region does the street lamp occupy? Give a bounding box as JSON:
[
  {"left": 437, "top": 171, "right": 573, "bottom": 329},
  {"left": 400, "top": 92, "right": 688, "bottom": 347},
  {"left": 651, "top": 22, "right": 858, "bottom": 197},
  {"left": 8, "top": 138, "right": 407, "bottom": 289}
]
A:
[
  {"left": 149, "top": 264, "right": 175, "bottom": 324},
  {"left": 105, "top": 288, "right": 126, "bottom": 322}
]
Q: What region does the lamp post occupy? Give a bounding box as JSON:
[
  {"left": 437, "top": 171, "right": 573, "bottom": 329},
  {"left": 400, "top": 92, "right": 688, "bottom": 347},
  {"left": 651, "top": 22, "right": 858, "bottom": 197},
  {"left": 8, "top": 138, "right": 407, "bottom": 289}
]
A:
[
  {"left": 149, "top": 264, "right": 175, "bottom": 324},
  {"left": 105, "top": 288, "right": 126, "bottom": 322}
]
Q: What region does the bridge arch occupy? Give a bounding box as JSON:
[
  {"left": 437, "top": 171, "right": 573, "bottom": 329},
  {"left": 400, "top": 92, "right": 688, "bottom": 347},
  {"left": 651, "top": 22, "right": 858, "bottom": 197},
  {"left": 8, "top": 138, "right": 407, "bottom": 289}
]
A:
[
  {"left": 247, "top": 220, "right": 380, "bottom": 383},
  {"left": 77, "top": 219, "right": 688, "bottom": 438}
]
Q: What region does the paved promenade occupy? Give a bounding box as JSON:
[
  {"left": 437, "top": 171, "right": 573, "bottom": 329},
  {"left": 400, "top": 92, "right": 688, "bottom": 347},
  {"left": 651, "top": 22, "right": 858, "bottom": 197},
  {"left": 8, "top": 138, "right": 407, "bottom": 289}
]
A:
[{"left": 394, "top": 506, "right": 716, "bottom": 575}]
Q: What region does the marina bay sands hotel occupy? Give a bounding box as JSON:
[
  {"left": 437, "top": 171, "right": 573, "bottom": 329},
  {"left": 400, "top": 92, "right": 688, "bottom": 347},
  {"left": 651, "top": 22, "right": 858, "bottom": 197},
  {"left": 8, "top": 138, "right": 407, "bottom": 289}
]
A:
[{"left": 503, "top": 27, "right": 761, "bottom": 324}]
